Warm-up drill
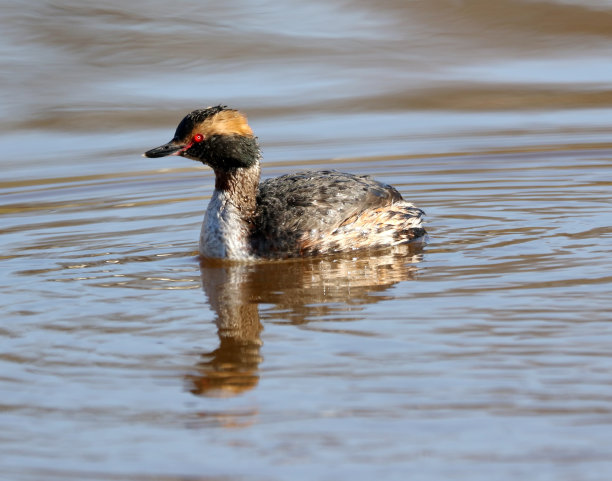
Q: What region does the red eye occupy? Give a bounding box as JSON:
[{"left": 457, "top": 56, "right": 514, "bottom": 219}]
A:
[{"left": 193, "top": 133, "right": 204, "bottom": 143}]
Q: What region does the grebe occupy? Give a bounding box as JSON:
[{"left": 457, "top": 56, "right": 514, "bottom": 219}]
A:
[{"left": 144, "top": 106, "right": 426, "bottom": 260}]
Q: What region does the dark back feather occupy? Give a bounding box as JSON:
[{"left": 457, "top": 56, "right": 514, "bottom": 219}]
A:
[{"left": 252, "top": 170, "right": 403, "bottom": 255}]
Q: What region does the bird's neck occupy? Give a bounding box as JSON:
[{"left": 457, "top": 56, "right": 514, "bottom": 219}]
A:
[
  {"left": 213, "top": 163, "right": 261, "bottom": 222},
  {"left": 199, "top": 164, "right": 261, "bottom": 260}
]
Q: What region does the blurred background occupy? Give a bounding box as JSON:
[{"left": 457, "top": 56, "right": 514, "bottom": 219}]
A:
[
  {"left": 1, "top": 1, "right": 612, "bottom": 480},
  {"left": 4, "top": 0, "right": 612, "bottom": 177}
]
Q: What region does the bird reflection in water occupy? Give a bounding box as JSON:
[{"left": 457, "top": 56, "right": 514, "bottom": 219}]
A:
[{"left": 186, "top": 244, "right": 425, "bottom": 397}]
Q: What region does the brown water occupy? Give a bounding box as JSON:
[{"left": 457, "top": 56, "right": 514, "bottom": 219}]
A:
[{"left": 2, "top": 1, "right": 612, "bottom": 480}]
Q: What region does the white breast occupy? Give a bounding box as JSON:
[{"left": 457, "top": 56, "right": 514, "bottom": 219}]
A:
[{"left": 199, "top": 190, "right": 254, "bottom": 260}]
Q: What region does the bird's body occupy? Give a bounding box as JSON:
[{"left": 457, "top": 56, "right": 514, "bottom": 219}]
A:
[{"left": 145, "top": 106, "right": 425, "bottom": 260}]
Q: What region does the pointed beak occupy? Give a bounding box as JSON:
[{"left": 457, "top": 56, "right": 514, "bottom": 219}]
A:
[{"left": 143, "top": 140, "right": 185, "bottom": 158}]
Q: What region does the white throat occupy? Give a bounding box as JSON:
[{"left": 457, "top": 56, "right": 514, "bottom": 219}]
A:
[{"left": 199, "top": 189, "right": 253, "bottom": 260}]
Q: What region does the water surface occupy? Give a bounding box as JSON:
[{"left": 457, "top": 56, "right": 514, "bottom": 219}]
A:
[{"left": 1, "top": 1, "right": 612, "bottom": 480}]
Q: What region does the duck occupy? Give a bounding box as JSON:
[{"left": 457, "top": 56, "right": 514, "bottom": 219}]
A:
[{"left": 144, "top": 105, "right": 426, "bottom": 260}]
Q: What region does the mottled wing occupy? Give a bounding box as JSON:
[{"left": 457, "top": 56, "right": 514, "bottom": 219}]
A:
[{"left": 252, "top": 170, "right": 403, "bottom": 256}]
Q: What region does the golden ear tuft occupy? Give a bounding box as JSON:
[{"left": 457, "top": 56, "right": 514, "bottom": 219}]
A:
[{"left": 198, "top": 110, "right": 254, "bottom": 138}]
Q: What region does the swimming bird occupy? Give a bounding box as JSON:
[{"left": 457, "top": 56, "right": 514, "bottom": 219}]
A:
[{"left": 144, "top": 106, "right": 425, "bottom": 260}]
